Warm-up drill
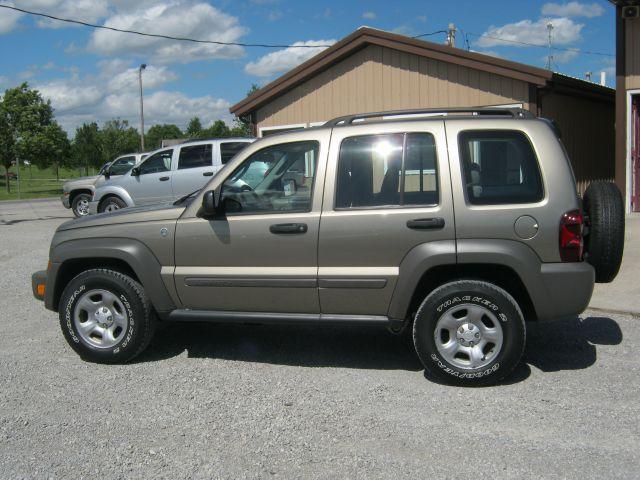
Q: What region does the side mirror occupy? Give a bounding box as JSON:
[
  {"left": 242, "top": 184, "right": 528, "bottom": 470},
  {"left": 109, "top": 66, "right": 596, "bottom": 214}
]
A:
[
  {"left": 104, "top": 169, "right": 111, "bottom": 179},
  {"left": 200, "top": 190, "right": 217, "bottom": 218},
  {"left": 131, "top": 167, "right": 140, "bottom": 176}
]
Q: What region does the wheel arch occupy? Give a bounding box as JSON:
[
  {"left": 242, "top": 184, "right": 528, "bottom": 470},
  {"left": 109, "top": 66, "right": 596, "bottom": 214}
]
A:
[
  {"left": 47, "top": 238, "right": 177, "bottom": 316},
  {"left": 69, "top": 188, "right": 93, "bottom": 204}
]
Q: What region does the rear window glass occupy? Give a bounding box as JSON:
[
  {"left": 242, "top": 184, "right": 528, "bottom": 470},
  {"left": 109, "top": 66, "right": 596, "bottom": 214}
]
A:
[
  {"left": 458, "top": 130, "right": 543, "bottom": 205},
  {"left": 220, "top": 142, "right": 250, "bottom": 164}
]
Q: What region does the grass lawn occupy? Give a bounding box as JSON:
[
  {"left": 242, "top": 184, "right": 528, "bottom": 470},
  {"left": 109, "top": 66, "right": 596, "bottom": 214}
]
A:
[{"left": 0, "top": 164, "right": 101, "bottom": 201}]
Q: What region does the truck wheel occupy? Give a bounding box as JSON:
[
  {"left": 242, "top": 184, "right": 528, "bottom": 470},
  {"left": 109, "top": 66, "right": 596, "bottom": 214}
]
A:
[
  {"left": 99, "top": 196, "right": 127, "bottom": 213},
  {"left": 583, "top": 181, "right": 625, "bottom": 283},
  {"left": 71, "top": 193, "right": 92, "bottom": 217},
  {"left": 58, "top": 269, "right": 156, "bottom": 363},
  {"left": 413, "top": 280, "right": 525, "bottom": 386}
]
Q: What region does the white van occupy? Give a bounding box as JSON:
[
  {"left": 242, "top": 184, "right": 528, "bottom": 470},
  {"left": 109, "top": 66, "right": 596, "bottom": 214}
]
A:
[{"left": 89, "top": 138, "right": 254, "bottom": 213}]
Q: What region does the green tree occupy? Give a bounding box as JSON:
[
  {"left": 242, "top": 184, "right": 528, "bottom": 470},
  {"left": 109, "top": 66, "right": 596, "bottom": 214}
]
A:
[
  {"left": 185, "top": 117, "right": 203, "bottom": 139},
  {"left": 72, "top": 122, "right": 102, "bottom": 176},
  {"left": 203, "top": 120, "right": 230, "bottom": 138},
  {"left": 0, "top": 82, "right": 67, "bottom": 192},
  {"left": 145, "top": 124, "right": 183, "bottom": 150},
  {"left": 231, "top": 83, "right": 260, "bottom": 137},
  {"left": 100, "top": 119, "right": 140, "bottom": 164}
]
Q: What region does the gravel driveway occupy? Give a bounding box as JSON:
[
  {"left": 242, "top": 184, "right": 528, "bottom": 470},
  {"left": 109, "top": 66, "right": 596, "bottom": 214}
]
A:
[{"left": 1, "top": 199, "right": 639, "bottom": 479}]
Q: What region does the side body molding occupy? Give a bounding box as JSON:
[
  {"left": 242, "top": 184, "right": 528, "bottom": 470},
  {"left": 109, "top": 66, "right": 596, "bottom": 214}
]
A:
[
  {"left": 387, "top": 240, "right": 457, "bottom": 320},
  {"left": 48, "top": 238, "right": 177, "bottom": 314}
]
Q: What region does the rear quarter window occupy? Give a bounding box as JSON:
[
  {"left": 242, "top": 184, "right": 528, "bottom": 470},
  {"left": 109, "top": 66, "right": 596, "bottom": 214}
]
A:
[{"left": 458, "top": 130, "right": 543, "bottom": 205}]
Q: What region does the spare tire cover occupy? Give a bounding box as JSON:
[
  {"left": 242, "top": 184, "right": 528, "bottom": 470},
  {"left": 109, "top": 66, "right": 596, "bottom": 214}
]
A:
[{"left": 583, "top": 181, "right": 625, "bottom": 283}]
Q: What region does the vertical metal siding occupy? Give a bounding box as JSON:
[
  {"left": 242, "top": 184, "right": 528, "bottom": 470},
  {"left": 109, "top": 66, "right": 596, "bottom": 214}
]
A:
[
  {"left": 256, "top": 45, "right": 530, "bottom": 128},
  {"left": 540, "top": 91, "right": 615, "bottom": 194},
  {"left": 626, "top": 17, "right": 640, "bottom": 90}
]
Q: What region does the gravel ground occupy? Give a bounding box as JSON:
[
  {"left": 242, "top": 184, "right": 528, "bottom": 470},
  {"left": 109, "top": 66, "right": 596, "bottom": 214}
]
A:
[{"left": 1, "top": 199, "right": 639, "bottom": 479}]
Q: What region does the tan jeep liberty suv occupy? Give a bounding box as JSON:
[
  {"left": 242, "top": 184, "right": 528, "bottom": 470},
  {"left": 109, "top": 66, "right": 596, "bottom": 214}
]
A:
[{"left": 32, "top": 108, "right": 625, "bottom": 386}]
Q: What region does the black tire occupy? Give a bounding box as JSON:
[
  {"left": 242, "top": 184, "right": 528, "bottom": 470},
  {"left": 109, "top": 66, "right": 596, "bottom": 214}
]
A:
[
  {"left": 58, "top": 269, "right": 156, "bottom": 363},
  {"left": 71, "top": 192, "right": 92, "bottom": 217},
  {"left": 413, "top": 280, "right": 526, "bottom": 387},
  {"left": 98, "top": 195, "right": 127, "bottom": 213},
  {"left": 583, "top": 181, "right": 624, "bottom": 283}
]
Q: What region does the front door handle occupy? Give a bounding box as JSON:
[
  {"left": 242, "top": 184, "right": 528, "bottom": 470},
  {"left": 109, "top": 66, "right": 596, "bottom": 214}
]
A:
[
  {"left": 203, "top": 171, "right": 214, "bottom": 177},
  {"left": 407, "top": 217, "right": 445, "bottom": 230},
  {"left": 159, "top": 176, "right": 170, "bottom": 182},
  {"left": 269, "top": 223, "right": 308, "bottom": 234}
]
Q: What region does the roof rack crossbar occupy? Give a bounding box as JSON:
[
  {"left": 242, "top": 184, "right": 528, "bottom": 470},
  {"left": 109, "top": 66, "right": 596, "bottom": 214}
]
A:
[{"left": 324, "top": 107, "right": 534, "bottom": 126}]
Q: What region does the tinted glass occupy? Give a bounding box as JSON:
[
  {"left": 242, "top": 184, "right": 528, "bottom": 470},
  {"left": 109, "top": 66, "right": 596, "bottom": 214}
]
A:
[
  {"left": 459, "top": 130, "right": 543, "bottom": 205},
  {"left": 220, "top": 142, "right": 250, "bottom": 164},
  {"left": 178, "top": 144, "right": 212, "bottom": 170},
  {"left": 221, "top": 141, "right": 319, "bottom": 214},
  {"left": 109, "top": 156, "right": 136, "bottom": 175},
  {"left": 139, "top": 150, "right": 172, "bottom": 175},
  {"left": 335, "top": 133, "right": 438, "bottom": 208}
]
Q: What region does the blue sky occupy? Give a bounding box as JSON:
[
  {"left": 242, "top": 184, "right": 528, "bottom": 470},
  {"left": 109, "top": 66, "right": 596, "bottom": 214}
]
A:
[{"left": 0, "top": 0, "right": 616, "bottom": 134}]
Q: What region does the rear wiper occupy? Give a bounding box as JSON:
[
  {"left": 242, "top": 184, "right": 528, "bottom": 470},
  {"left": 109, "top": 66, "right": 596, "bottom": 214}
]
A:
[{"left": 173, "top": 189, "right": 200, "bottom": 205}]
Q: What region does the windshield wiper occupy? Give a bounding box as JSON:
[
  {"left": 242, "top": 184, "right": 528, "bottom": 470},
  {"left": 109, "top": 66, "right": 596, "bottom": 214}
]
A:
[{"left": 173, "top": 189, "right": 200, "bottom": 205}]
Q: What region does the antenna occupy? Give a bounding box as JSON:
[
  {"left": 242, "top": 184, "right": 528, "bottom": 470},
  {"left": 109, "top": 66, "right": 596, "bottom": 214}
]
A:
[
  {"left": 545, "top": 21, "right": 554, "bottom": 70},
  {"left": 585, "top": 71, "right": 592, "bottom": 82},
  {"left": 446, "top": 23, "right": 457, "bottom": 47}
]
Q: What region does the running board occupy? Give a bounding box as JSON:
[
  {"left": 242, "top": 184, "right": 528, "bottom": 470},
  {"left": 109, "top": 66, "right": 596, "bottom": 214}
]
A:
[{"left": 167, "top": 310, "right": 391, "bottom": 327}]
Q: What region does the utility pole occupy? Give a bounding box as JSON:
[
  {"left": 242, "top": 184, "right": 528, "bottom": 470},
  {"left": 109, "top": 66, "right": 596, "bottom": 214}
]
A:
[
  {"left": 446, "top": 23, "right": 456, "bottom": 47},
  {"left": 138, "top": 63, "right": 147, "bottom": 151},
  {"left": 545, "top": 22, "right": 554, "bottom": 70}
]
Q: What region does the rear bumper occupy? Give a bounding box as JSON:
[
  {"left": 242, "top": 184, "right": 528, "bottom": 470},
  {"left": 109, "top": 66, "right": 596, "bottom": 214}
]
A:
[
  {"left": 32, "top": 270, "right": 47, "bottom": 301},
  {"left": 61, "top": 194, "right": 70, "bottom": 209},
  {"left": 534, "top": 262, "right": 595, "bottom": 321}
]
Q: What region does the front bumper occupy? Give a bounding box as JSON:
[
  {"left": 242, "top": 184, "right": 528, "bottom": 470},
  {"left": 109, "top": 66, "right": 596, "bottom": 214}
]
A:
[
  {"left": 61, "top": 193, "right": 71, "bottom": 209},
  {"left": 32, "top": 270, "right": 47, "bottom": 301},
  {"left": 88, "top": 201, "right": 100, "bottom": 215}
]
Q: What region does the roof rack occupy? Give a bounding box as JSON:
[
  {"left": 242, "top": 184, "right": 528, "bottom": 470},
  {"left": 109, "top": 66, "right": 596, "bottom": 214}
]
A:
[
  {"left": 324, "top": 107, "right": 534, "bottom": 127},
  {"left": 179, "top": 137, "right": 253, "bottom": 144}
]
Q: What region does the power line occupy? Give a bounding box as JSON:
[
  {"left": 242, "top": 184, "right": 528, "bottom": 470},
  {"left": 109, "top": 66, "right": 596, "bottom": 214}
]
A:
[
  {"left": 465, "top": 31, "right": 614, "bottom": 58},
  {"left": 412, "top": 30, "right": 448, "bottom": 39},
  {"left": 0, "top": 4, "right": 334, "bottom": 48}
]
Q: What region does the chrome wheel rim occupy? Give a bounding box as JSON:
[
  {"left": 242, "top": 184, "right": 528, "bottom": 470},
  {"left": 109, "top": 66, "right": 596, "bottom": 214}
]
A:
[
  {"left": 73, "top": 289, "right": 129, "bottom": 349},
  {"left": 104, "top": 202, "right": 120, "bottom": 212},
  {"left": 434, "top": 303, "right": 503, "bottom": 370},
  {"left": 76, "top": 198, "right": 90, "bottom": 216}
]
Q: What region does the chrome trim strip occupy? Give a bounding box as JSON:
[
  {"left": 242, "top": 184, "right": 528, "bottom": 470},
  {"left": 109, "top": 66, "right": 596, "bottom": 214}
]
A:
[{"left": 185, "top": 277, "right": 317, "bottom": 288}]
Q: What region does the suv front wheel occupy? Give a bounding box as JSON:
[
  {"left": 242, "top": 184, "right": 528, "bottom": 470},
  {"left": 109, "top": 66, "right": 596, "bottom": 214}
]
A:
[
  {"left": 413, "top": 280, "right": 526, "bottom": 386},
  {"left": 99, "top": 196, "right": 127, "bottom": 213},
  {"left": 58, "top": 269, "right": 156, "bottom": 363}
]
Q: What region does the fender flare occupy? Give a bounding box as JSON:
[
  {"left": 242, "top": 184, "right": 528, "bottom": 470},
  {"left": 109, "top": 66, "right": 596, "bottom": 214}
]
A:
[
  {"left": 94, "top": 186, "right": 134, "bottom": 208},
  {"left": 47, "top": 237, "right": 176, "bottom": 314}
]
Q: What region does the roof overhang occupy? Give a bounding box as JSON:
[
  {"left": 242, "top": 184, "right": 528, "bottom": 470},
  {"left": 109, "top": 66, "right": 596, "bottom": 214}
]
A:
[{"left": 230, "top": 27, "right": 613, "bottom": 117}]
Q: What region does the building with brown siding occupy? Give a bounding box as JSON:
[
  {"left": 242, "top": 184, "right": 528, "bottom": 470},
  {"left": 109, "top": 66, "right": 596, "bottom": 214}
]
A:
[
  {"left": 611, "top": 0, "right": 640, "bottom": 212},
  {"left": 231, "top": 27, "right": 615, "bottom": 195}
]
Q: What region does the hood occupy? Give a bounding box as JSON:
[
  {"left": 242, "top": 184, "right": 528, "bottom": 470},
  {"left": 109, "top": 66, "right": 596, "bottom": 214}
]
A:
[
  {"left": 57, "top": 202, "right": 185, "bottom": 231},
  {"left": 63, "top": 175, "right": 100, "bottom": 190}
]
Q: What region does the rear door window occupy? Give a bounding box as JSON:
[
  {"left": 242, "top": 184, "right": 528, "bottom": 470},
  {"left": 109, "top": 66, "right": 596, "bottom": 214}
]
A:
[
  {"left": 458, "top": 130, "right": 543, "bottom": 205},
  {"left": 178, "top": 144, "right": 212, "bottom": 170},
  {"left": 220, "top": 142, "right": 250, "bottom": 164},
  {"left": 335, "top": 132, "right": 438, "bottom": 209}
]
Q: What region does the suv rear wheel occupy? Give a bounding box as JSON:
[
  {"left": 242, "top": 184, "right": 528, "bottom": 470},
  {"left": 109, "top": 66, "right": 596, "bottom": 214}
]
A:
[
  {"left": 413, "top": 280, "right": 525, "bottom": 386},
  {"left": 58, "top": 269, "right": 156, "bottom": 363},
  {"left": 99, "top": 196, "right": 127, "bottom": 213}
]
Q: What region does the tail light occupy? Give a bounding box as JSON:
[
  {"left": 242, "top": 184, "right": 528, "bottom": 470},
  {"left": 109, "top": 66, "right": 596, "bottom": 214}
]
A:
[{"left": 559, "top": 210, "right": 583, "bottom": 262}]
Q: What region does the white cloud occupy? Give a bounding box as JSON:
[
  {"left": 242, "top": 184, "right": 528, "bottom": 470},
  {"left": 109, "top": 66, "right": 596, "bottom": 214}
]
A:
[
  {"left": 362, "top": 11, "right": 376, "bottom": 20},
  {"left": 475, "top": 17, "right": 584, "bottom": 48},
  {"left": 88, "top": 1, "right": 247, "bottom": 63},
  {"left": 244, "top": 39, "right": 336, "bottom": 77},
  {"left": 0, "top": 3, "right": 23, "bottom": 34},
  {"left": 550, "top": 48, "right": 580, "bottom": 63},
  {"left": 11, "top": 0, "right": 110, "bottom": 28},
  {"left": 541, "top": 2, "right": 604, "bottom": 18},
  {"left": 35, "top": 59, "right": 229, "bottom": 133},
  {"left": 267, "top": 10, "right": 283, "bottom": 21}
]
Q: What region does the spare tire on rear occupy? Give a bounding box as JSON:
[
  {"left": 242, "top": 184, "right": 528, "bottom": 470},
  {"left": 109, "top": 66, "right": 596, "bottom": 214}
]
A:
[{"left": 583, "top": 181, "right": 625, "bottom": 283}]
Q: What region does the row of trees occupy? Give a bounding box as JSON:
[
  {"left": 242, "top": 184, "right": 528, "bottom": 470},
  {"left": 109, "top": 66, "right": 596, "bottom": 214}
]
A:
[{"left": 0, "top": 83, "right": 254, "bottom": 192}]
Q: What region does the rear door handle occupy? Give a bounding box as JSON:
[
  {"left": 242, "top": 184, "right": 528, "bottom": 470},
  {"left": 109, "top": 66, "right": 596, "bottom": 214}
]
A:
[
  {"left": 203, "top": 171, "right": 214, "bottom": 177},
  {"left": 269, "top": 223, "right": 308, "bottom": 234},
  {"left": 407, "top": 217, "right": 445, "bottom": 230},
  {"left": 159, "top": 176, "right": 170, "bottom": 182}
]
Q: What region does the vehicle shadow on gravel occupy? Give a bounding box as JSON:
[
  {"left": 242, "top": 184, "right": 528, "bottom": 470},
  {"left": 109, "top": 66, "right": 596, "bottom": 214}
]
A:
[{"left": 137, "top": 315, "right": 622, "bottom": 381}]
